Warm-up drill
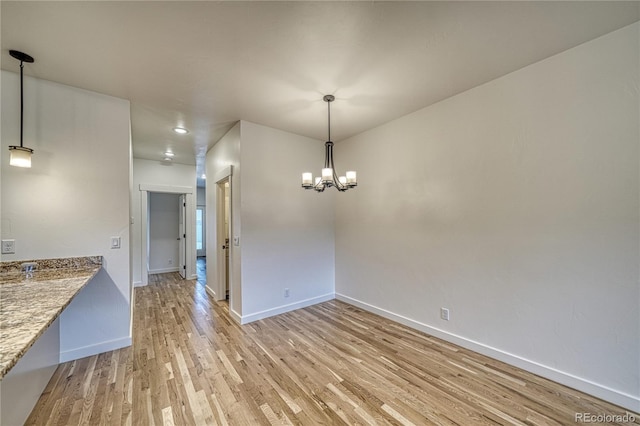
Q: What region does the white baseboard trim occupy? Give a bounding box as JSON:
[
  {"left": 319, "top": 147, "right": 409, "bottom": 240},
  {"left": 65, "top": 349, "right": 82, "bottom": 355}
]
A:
[
  {"left": 204, "top": 286, "right": 239, "bottom": 324},
  {"left": 336, "top": 293, "right": 640, "bottom": 413},
  {"left": 240, "top": 293, "right": 335, "bottom": 324},
  {"left": 230, "top": 308, "right": 242, "bottom": 325},
  {"left": 149, "top": 267, "right": 179, "bottom": 274},
  {"left": 59, "top": 336, "right": 132, "bottom": 363},
  {"left": 188, "top": 274, "right": 197, "bottom": 280},
  {"left": 133, "top": 281, "right": 144, "bottom": 288},
  {"left": 204, "top": 285, "right": 215, "bottom": 297}
]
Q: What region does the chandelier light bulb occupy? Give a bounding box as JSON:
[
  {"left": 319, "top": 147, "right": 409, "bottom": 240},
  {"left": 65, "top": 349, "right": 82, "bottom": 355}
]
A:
[
  {"left": 346, "top": 171, "right": 357, "bottom": 186},
  {"left": 322, "top": 168, "right": 333, "bottom": 182},
  {"left": 302, "top": 172, "right": 313, "bottom": 188}
]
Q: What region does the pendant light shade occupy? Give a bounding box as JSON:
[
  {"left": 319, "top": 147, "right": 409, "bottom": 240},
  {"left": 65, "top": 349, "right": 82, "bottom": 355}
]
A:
[
  {"left": 302, "top": 95, "right": 357, "bottom": 192},
  {"left": 8, "top": 50, "right": 35, "bottom": 168},
  {"left": 9, "top": 146, "right": 33, "bottom": 168}
]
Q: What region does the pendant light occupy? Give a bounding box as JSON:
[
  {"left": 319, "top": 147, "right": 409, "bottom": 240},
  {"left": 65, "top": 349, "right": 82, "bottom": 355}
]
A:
[
  {"left": 8, "top": 50, "right": 35, "bottom": 168},
  {"left": 302, "top": 95, "right": 357, "bottom": 192}
]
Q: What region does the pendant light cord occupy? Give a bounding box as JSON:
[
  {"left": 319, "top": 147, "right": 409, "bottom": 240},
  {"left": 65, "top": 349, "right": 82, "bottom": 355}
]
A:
[
  {"left": 327, "top": 99, "right": 331, "bottom": 142},
  {"left": 19, "top": 60, "right": 24, "bottom": 148}
]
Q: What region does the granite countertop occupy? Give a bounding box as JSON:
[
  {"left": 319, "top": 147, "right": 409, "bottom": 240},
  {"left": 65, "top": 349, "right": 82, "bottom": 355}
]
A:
[{"left": 0, "top": 256, "right": 102, "bottom": 378}]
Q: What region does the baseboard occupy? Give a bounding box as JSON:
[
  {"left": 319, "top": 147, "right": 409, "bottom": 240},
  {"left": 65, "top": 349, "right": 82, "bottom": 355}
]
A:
[
  {"left": 133, "top": 281, "right": 144, "bottom": 287},
  {"left": 335, "top": 293, "right": 640, "bottom": 413},
  {"left": 59, "top": 336, "right": 132, "bottom": 363},
  {"left": 149, "top": 267, "right": 179, "bottom": 274},
  {"left": 204, "top": 285, "right": 216, "bottom": 299},
  {"left": 203, "top": 286, "right": 240, "bottom": 324},
  {"left": 188, "top": 274, "right": 197, "bottom": 280},
  {"left": 240, "top": 293, "right": 335, "bottom": 324},
  {"left": 229, "top": 308, "right": 242, "bottom": 325}
]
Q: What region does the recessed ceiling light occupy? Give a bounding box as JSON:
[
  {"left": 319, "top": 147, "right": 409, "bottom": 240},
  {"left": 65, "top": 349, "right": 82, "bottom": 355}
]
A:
[
  {"left": 164, "top": 151, "right": 175, "bottom": 157},
  {"left": 173, "top": 127, "right": 188, "bottom": 134},
  {"left": 163, "top": 157, "right": 173, "bottom": 162}
]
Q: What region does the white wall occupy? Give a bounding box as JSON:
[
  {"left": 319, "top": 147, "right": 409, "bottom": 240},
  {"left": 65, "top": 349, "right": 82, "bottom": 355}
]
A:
[
  {"left": 132, "top": 158, "right": 196, "bottom": 285},
  {"left": 1, "top": 72, "right": 132, "bottom": 360},
  {"left": 149, "top": 192, "right": 180, "bottom": 273},
  {"left": 336, "top": 23, "right": 639, "bottom": 411},
  {"left": 205, "top": 121, "right": 335, "bottom": 323},
  {"left": 239, "top": 121, "right": 335, "bottom": 322}
]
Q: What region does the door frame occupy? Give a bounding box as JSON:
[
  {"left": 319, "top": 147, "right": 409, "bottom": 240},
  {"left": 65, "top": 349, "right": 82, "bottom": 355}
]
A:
[
  {"left": 206, "top": 166, "right": 233, "bottom": 303},
  {"left": 178, "top": 194, "right": 187, "bottom": 279},
  {"left": 139, "top": 184, "right": 195, "bottom": 286}
]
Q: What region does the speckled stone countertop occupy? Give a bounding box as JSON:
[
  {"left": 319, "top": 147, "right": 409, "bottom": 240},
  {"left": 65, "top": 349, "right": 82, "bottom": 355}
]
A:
[{"left": 0, "top": 256, "right": 102, "bottom": 378}]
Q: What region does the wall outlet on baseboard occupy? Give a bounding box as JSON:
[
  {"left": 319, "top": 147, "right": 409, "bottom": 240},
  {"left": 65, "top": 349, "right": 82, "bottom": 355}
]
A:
[
  {"left": 440, "top": 307, "right": 450, "bottom": 321},
  {"left": 284, "top": 288, "right": 290, "bottom": 298}
]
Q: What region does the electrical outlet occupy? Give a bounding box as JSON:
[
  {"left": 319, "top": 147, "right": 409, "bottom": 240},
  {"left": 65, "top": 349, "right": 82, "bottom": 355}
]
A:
[
  {"left": 440, "top": 307, "right": 450, "bottom": 321},
  {"left": 168, "top": 259, "right": 173, "bottom": 265},
  {"left": 284, "top": 288, "right": 290, "bottom": 298},
  {"left": 1, "top": 239, "right": 15, "bottom": 254}
]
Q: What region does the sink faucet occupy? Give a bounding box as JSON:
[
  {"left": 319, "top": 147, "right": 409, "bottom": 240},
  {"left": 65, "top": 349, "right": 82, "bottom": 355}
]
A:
[{"left": 21, "top": 262, "right": 37, "bottom": 278}]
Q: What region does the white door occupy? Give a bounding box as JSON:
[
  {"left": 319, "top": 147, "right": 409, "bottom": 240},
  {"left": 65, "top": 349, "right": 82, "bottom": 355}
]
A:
[{"left": 178, "top": 194, "right": 186, "bottom": 279}]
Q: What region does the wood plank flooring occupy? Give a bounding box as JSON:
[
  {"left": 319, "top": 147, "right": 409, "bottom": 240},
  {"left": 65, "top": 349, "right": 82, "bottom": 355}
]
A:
[{"left": 26, "top": 271, "right": 639, "bottom": 425}]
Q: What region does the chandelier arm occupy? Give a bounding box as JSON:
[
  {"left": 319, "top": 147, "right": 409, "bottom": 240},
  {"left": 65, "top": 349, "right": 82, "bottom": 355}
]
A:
[
  {"left": 324, "top": 141, "right": 333, "bottom": 169},
  {"left": 333, "top": 168, "right": 348, "bottom": 191}
]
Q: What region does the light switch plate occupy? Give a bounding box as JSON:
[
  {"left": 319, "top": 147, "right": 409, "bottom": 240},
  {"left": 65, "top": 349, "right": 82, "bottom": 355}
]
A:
[
  {"left": 1, "top": 239, "right": 15, "bottom": 254},
  {"left": 111, "top": 236, "right": 121, "bottom": 249},
  {"left": 440, "top": 307, "right": 450, "bottom": 321},
  {"left": 233, "top": 236, "right": 240, "bottom": 246}
]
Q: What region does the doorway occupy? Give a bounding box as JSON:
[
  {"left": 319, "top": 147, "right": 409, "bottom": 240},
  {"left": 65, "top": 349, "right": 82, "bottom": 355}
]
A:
[
  {"left": 147, "top": 192, "right": 186, "bottom": 278},
  {"left": 218, "top": 179, "right": 230, "bottom": 300},
  {"left": 205, "top": 165, "right": 233, "bottom": 305},
  {"left": 139, "top": 184, "right": 195, "bottom": 286},
  {"left": 178, "top": 194, "right": 187, "bottom": 279}
]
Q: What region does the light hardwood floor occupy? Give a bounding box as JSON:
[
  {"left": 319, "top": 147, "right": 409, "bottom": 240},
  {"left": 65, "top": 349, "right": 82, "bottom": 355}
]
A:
[{"left": 27, "top": 272, "right": 638, "bottom": 425}]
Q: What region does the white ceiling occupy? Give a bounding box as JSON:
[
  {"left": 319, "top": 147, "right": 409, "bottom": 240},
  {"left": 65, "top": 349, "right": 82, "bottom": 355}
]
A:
[{"left": 2, "top": 1, "right": 638, "bottom": 182}]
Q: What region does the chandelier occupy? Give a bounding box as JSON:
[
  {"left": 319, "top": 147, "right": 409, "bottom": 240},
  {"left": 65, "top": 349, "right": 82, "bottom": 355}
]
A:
[{"left": 301, "top": 95, "right": 357, "bottom": 192}]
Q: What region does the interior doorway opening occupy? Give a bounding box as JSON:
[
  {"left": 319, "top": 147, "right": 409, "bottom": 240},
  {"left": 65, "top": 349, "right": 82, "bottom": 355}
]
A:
[
  {"left": 205, "top": 165, "right": 233, "bottom": 307},
  {"left": 218, "top": 179, "right": 230, "bottom": 300},
  {"left": 139, "top": 184, "right": 195, "bottom": 286},
  {"left": 196, "top": 182, "right": 207, "bottom": 285},
  {"left": 146, "top": 192, "right": 186, "bottom": 279}
]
